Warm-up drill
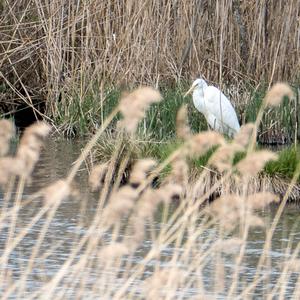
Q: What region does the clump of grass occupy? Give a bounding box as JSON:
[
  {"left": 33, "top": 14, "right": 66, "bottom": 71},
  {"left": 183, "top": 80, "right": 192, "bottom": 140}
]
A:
[
  {"left": 265, "top": 146, "right": 300, "bottom": 180},
  {"left": 245, "top": 84, "right": 298, "bottom": 144}
]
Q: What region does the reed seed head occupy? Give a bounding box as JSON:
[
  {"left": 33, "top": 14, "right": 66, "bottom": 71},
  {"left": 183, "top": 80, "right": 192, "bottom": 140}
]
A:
[
  {"left": 246, "top": 215, "right": 265, "bottom": 227},
  {"left": 236, "top": 150, "right": 277, "bottom": 176},
  {"left": 166, "top": 157, "right": 189, "bottom": 186},
  {"left": 188, "top": 132, "right": 225, "bottom": 157},
  {"left": 214, "top": 238, "right": 243, "bottom": 254},
  {"left": 43, "top": 180, "right": 71, "bottom": 205},
  {"left": 129, "top": 158, "right": 157, "bottom": 187},
  {"left": 0, "top": 119, "right": 15, "bottom": 157},
  {"left": 233, "top": 123, "right": 255, "bottom": 149},
  {"left": 98, "top": 243, "right": 129, "bottom": 261},
  {"left": 145, "top": 268, "right": 183, "bottom": 298},
  {"left": 119, "top": 86, "right": 162, "bottom": 133},
  {"left": 208, "top": 194, "right": 265, "bottom": 230},
  {"left": 246, "top": 192, "right": 279, "bottom": 209},
  {"left": 265, "top": 82, "right": 294, "bottom": 107},
  {"left": 103, "top": 185, "right": 138, "bottom": 226},
  {"left": 0, "top": 157, "right": 24, "bottom": 186},
  {"left": 209, "top": 144, "right": 239, "bottom": 172},
  {"left": 135, "top": 188, "right": 161, "bottom": 219},
  {"left": 176, "top": 105, "right": 191, "bottom": 140},
  {"left": 16, "top": 122, "right": 51, "bottom": 178},
  {"left": 89, "top": 163, "right": 108, "bottom": 191}
]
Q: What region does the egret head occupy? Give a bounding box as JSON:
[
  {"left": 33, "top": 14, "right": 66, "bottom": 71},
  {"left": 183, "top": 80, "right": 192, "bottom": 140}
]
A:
[{"left": 184, "top": 78, "right": 208, "bottom": 97}]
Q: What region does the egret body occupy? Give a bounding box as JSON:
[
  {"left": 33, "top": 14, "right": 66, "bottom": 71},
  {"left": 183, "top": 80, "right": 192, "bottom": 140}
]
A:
[{"left": 184, "top": 79, "right": 240, "bottom": 137}]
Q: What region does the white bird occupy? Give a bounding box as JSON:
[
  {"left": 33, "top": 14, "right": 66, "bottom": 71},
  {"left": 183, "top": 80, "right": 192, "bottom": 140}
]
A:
[{"left": 184, "top": 78, "right": 240, "bottom": 137}]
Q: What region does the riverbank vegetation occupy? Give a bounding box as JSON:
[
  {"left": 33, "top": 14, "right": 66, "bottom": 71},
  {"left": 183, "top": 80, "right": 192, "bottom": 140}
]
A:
[{"left": 1, "top": 83, "right": 300, "bottom": 298}]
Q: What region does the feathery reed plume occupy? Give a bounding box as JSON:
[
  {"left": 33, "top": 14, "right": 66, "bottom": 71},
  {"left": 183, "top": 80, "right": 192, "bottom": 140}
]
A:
[
  {"left": 208, "top": 194, "right": 265, "bottom": 230},
  {"left": 129, "top": 158, "right": 157, "bottom": 188},
  {"left": 236, "top": 150, "right": 277, "bottom": 176},
  {"left": 208, "top": 195, "right": 243, "bottom": 229},
  {"left": 42, "top": 180, "right": 71, "bottom": 205},
  {"left": 16, "top": 122, "right": 51, "bottom": 179},
  {"left": 166, "top": 157, "right": 189, "bottom": 186},
  {"left": 135, "top": 189, "right": 161, "bottom": 219},
  {"left": 0, "top": 119, "right": 15, "bottom": 157},
  {"left": 176, "top": 105, "right": 191, "bottom": 140},
  {"left": 214, "top": 238, "right": 243, "bottom": 254},
  {"left": 0, "top": 157, "right": 24, "bottom": 187},
  {"left": 265, "top": 82, "right": 294, "bottom": 107},
  {"left": 209, "top": 144, "right": 240, "bottom": 172},
  {"left": 144, "top": 268, "right": 184, "bottom": 298},
  {"left": 103, "top": 185, "right": 138, "bottom": 227},
  {"left": 98, "top": 243, "right": 129, "bottom": 262},
  {"left": 233, "top": 123, "right": 255, "bottom": 149},
  {"left": 89, "top": 163, "right": 108, "bottom": 191},
  {"left": 188, "top": 132, "right": 225, "bottom": 157},
  {"left": 246, "top": 192, "right": 279, "bottom": 209},
  {"left": 119, "top": 87, "right": 162, "bottom": 133}
]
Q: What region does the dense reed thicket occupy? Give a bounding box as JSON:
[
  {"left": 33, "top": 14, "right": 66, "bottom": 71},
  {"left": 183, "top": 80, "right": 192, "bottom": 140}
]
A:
[{"left": 0, "top": 0, "right": 299, "bottom": 122}]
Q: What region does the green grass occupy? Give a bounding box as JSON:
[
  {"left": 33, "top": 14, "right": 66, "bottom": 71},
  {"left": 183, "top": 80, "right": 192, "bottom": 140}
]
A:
[
  {"left": 54, "top": 87, "right": 121, "bottom": 136},
  {"left": 53, "top": 83, "right": 299, "bottom": 144},
  {"left": 245, "top": 84, "right": 299, "bottom": 144},
  {"left": 264, "top": 146, "right": 300, "bottom": 180}
]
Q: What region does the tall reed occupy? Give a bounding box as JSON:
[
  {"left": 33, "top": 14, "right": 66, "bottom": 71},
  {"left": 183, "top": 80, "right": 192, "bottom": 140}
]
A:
[{"left": 0, "top": 0, "right": 299, "bottom": 121}]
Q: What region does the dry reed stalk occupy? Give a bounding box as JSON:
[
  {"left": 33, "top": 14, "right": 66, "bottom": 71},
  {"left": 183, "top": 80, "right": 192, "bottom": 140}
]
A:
[{"left": 1, "top": 0, "right": 299, "bottom": 122}]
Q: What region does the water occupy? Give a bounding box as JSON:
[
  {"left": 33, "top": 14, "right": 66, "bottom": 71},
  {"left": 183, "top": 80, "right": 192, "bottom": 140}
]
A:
[{"left": 1, "top": 138, "right": 300, "bottom": 299}]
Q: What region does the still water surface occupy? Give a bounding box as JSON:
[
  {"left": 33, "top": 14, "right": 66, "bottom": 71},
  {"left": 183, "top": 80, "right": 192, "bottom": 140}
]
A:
[{"left": 1, "top": 138, "right": 300, "bottom": 298}]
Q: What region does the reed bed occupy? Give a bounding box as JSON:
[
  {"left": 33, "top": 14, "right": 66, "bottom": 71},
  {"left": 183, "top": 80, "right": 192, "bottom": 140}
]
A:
[
  {"left": 0, "top": 82, "right": 300, "bottom": 299},
  {"left": 0, "top": 0, "right": 300, "bottom": 129}
]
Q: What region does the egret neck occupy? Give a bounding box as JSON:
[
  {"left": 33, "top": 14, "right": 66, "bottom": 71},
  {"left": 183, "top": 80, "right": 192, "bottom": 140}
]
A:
[{"left": 193, "top": 84, "right": 206, "bottom": 114}]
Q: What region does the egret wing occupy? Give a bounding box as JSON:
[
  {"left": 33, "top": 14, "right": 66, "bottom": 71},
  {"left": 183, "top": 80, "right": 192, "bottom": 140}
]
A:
[{"left": 204, "top": 86, "right": 240, "bottom": 134}]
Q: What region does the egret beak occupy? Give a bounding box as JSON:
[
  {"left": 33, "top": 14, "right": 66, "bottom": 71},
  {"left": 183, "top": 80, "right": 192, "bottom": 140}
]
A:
[{"left": 183, "top": 85, "right": 196, "bottom": 98}]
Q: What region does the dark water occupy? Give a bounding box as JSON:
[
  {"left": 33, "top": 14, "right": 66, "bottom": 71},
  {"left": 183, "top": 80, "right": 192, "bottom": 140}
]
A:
[{"left": 1, "top": 139, "right": 300, "bottom": 299}]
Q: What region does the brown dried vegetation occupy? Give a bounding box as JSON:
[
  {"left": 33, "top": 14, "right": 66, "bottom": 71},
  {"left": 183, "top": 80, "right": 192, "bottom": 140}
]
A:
[{"left": 1, "top": 1, "right": 299, "bottom": 121}]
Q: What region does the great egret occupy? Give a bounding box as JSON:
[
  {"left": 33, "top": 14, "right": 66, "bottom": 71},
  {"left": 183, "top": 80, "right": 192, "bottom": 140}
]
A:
[{"left": 184, "top": 79, "right": 240, "bottom": 137}]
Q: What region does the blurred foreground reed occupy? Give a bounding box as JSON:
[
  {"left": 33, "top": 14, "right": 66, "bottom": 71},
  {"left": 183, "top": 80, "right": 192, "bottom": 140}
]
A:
[{"left": 0, "top": 83, "right": 300, "bottom": 299}]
